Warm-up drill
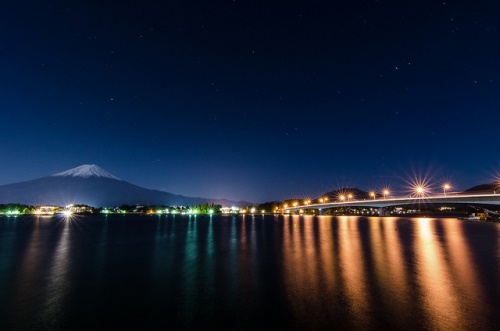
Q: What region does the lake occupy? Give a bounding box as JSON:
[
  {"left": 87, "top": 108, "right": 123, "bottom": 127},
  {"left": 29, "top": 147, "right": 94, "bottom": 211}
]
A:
[{"left": 0, "top": 215, "right": 499, "bottom": 330}]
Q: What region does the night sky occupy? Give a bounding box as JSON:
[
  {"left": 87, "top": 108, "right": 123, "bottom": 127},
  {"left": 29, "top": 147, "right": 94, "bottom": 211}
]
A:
[{"left": 1, "top": 1, "right": 499, "bottom": 202}]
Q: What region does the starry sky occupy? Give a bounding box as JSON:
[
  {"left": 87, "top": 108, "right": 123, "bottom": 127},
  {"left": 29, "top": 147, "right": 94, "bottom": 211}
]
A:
[{"left": 1, "top": 0, "right": 499, "bottom": 202}]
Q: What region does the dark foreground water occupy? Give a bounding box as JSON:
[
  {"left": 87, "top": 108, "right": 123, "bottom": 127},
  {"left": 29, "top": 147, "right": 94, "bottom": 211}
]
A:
[{"left": 0, "top": 215, "right": 499, "bottom": 330}]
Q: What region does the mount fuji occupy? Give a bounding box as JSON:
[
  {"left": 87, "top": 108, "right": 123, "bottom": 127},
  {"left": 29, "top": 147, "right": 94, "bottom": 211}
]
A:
[
  {"left": 0, "top": 164, "right": 250, "bottom": 207},
  {"left": 52, "top": 164, "right": 121, "bottom": 180}
]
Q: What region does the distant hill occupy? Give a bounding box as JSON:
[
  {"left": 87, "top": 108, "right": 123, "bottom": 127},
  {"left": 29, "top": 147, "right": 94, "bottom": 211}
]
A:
[
  {"left": 0, "top": 164, "right": 251, "bottom": 207},
  {"left": 463, "top": 182, "right": 499, "bottom": 193}
]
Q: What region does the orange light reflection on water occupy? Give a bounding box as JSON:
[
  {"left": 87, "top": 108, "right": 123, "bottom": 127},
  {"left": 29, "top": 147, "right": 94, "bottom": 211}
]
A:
[
  {"left": 338, "top": 216, "right": 371, "bottom": 329},
  {"left": 379, "top": 217, "right": 412, "bottom": 323},
  {"left": 278, "top": 215, "right": 496, "bottom": 330},
  {"left": 367, "top": 217, "right": 413, "bottom": 327},
  {"left": 441, "top": 219, "right": 484, "bottom": 325},
  {"left": 282, "top": 215, "right": 335, "bottom": 329},
  {"left": 414, "top": 218, "right": 462, "bottom": 329}
]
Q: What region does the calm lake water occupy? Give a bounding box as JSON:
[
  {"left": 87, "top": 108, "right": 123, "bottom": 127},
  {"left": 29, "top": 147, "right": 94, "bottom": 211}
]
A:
[{"left": 0, "top": 215, "right": 499, "bottom": 330}]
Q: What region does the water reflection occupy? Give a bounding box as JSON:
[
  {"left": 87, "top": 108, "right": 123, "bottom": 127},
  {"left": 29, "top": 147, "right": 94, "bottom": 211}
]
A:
[
  {"left": 338, "top": 216, "right": 372, "bottom": 329},
  {"left": 379, "top": 217, "right": 412, "bottom": 325},
  {"left": 40, "top": 219, "right": 72, "bottom": 328},
  {"left": 0, "top": 218, "right": 20, "bottom": 294},
  {"left": 441, "top": 219, "right": 484, "bottom": 325},
  {"left": 414, "top": 218, "right": 462, "bottom": 329},
  {"left": 282, "top": 216, "right": 338, "bottom": 329},
  {"left": 12, "top": 218, "right": 43, "bottom": 324},
  {"left": 93, "top": 216, "right": 108, "bottom": 280},
  {"left": 279, "top": 216, "right": 500, "bottom": 330},
  {"left": 0, "top": 215, "right": 498, "bottom": 330},
  {"left": 179, "top": 215, "right": 199, "bottom": 324}
]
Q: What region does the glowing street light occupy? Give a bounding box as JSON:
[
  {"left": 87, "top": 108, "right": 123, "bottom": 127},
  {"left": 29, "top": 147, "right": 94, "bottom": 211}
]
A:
[
  {"left": 383, "top": 190, "right": 389, "bottom": 199},
  {"left": 443, "top": 183, "right": 451, "bottom": 196},
  {"left": 324, "top": 197, "right": 329, "bottom": 201},
  {"left": 339, "top": 195, "right": 345, "bottom": 202},
  {"left": 347, "top": 194, "right": 353, "bottom": 201},
  {"left": 319, "top": 198, "right": 324, "bottom": 203},
  {"left": 415, "top": 186, "right": 425, "bottom": 196},
  {"left": 370, "top": 192, "right": 375, "bottom": 200},
  {"left": 293, "top": 202, "right": 298, "bottom": 207}
]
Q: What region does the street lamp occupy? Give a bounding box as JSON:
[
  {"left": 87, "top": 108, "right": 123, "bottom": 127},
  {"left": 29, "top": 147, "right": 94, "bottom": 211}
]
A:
[
  {"left": 370, "top": 192, "right": 375, "bottom": 200},
  {"left": 348, "top": 194, "right": 353, "bottom": 201},
  {"left": 340, "top": 195, "right": 345, "bottom": 202},
  {"left": 383, "top": 190, "right": 389, "bottom": 199},
  {"left": 415, "top": 186, "right": 425, "bottom": 196},
  {"left": 443, "top": 183, "right": 451, "bottom": 196}
]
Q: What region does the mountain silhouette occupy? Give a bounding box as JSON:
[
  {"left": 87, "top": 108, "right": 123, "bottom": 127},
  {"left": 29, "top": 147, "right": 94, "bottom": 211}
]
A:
[{"left": 0, "top": 165, "right": 250, "bottom": 207}]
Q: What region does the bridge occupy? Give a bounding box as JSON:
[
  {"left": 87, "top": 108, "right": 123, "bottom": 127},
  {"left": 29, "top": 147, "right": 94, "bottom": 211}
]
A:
[{"left": 283, "top": 193, "right": 500, "bottom": 214}]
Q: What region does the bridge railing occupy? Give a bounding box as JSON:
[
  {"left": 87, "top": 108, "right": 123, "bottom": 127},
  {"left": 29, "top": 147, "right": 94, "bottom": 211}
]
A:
[{"left": 284, "top": 191, "right": 500, "bottom": 210}]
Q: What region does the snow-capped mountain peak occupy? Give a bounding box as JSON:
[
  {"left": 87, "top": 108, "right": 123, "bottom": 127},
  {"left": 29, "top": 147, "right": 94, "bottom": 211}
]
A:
[{"left": 52, "top": 164, "right": 120, "bottom": 180}]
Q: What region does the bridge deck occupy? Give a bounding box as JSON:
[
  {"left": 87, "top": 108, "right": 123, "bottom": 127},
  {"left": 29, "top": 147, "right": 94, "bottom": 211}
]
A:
[{"left": 284, "top": 193, "right": 500, "bottom": 211}]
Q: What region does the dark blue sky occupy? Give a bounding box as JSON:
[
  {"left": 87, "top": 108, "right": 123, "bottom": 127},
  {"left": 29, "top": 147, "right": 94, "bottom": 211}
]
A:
[{"left": 1, "top": 0, "right": 499, "bottom": 202}]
